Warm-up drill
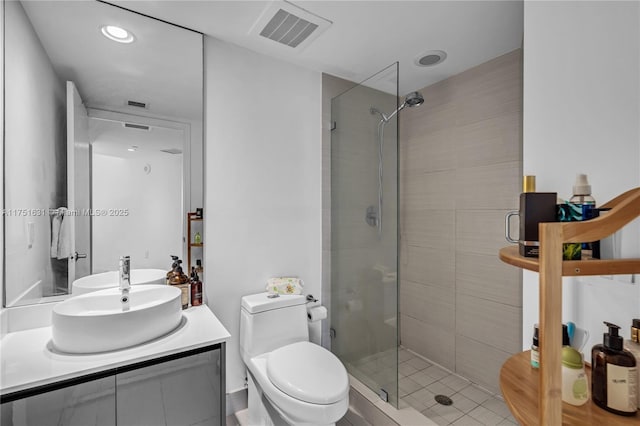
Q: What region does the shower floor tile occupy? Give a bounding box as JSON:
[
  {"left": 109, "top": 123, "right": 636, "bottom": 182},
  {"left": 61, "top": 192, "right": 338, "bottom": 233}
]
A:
[{"left": 399, "top": 347, "right": 518, "bottom": 426}]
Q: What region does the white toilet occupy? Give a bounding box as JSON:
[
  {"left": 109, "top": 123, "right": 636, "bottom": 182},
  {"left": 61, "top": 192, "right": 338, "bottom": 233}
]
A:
[{"left": 240, "top": 292, "right": 349, "bottom": 426}]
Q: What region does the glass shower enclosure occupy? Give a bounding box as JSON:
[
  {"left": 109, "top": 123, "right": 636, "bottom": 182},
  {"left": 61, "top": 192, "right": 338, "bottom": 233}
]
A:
[{"left": 330, "top": 63, "right": 399, "bottom": 407}]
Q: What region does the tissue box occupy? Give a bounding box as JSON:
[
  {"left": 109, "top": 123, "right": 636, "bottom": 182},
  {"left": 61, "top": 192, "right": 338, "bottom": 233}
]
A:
[{"left": 266, "top": 277, "right": 304, "bottom": 295}]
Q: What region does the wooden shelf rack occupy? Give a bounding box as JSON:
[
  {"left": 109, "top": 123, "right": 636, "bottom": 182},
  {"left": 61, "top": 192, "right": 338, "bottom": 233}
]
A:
[
  {"left": 187, "top": 212, "right": 203, "bottom": 275},
  {"left": 498, "top": 187, "right": 640, "bottom": 425}
]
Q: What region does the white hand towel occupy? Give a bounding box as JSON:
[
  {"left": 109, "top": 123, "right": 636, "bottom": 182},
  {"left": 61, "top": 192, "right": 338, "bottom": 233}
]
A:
[
  {"left": 50, "top": 209, "right": 63, "bottom": 258},
  {"left": 56, "top": 208, "right": 71, "bottom": 260}
]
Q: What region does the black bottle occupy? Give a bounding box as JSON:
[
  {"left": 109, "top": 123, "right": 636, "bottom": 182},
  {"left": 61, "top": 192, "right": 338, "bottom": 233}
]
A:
[{"left": 591, "top": 322, "right": 638, "bottom": 416}]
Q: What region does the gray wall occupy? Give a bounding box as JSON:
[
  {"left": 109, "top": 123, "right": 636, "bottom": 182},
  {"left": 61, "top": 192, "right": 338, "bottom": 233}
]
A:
[
  {"left": 4, "top": 1, "right": 66, "bottom": 305},
  {"left": 399, "top": 49, "right": 523, "bottom": 392}
]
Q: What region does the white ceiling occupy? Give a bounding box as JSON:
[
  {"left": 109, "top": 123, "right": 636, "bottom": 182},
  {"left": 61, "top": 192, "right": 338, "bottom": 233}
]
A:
[
  {"left": 110, "top": 0, "right": 524, "bottom": 95},
  {"left": 17, "top": 1, "right": 522, "bottom": 123},
  {"left": 21, "top": 0, "right": 202, "bottom": 121}
]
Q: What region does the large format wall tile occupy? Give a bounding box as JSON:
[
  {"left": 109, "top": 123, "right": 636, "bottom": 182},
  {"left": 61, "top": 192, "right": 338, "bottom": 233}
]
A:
[
  {"left": 399, "top": 49, "right": 522, "bottom": 392},
  {"left": 401, "top": 315, "right": 455, "bottom": 371},
  {"left": 401, "top": 245, "right": 454, "bottom": 289},
  {"left": 455, "top": 335, "right": 514, "bottom": 394},
  {"left": 456, "top": 251, "right": 522, "bottom": 307},
  {"left": 400, "top": 209, "right": 455, "bottom": 250},
  {"left": 400, "top": 279, "right": 454, "bottom": 329},
  {"left": 455, "top": 161, "right": 520, "bottom": 210},
  {"left": 456, "top": 294, "right": 522, "bottom": 353},
  {"left": 456, "top": 210, "right": 516, "bottom": 256}
]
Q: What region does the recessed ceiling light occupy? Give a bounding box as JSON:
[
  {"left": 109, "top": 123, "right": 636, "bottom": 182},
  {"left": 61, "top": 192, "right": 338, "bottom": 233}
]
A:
[
  {"left": 100, "top": 25, "right": 135, "bottom": 44},
  {"left": 414, "top": 50, "right": 447, "bottom": 67}
]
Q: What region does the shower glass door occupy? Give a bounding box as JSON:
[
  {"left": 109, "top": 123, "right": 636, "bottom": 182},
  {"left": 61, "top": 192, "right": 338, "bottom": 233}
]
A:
[{"left": 330, "top": 63, "right": 399, "bottom": 407}]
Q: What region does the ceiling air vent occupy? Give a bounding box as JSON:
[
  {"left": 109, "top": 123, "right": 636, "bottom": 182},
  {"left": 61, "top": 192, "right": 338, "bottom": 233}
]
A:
[
  {"left": 124, "top": 123, "right": 150, "bottom": 131},
  {"left": 251, "top": 1, "right": 331, "bottom": 51},
  {"left": 260, "top": 9, "right": 318, "bottom": 48},
  {"left": 126, "top": 100, "right": 148, "bottom": 109}
]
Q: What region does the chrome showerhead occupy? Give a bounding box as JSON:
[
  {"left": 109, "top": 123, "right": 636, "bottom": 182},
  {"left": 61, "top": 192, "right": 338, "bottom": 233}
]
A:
[
  {"left": 370, "top": 91, "right": 424, "bottom": 123},
  {"left": 404, "top": 91, "right": 424, "bottom": 107}
]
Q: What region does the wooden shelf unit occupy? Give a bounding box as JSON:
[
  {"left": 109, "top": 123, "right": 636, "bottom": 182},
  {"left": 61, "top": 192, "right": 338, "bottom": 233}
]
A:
[
  {"left": 498, "top": 187, "right": 640, "bottom": 425},
  {"left": 501, "top": 351, "right": 638, "bottom": 425},
  {"left": 187, "top": 212, "right": 203, "bottom": 275}
]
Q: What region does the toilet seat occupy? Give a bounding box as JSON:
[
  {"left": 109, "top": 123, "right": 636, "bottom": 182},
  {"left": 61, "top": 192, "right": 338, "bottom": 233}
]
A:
[
  {"left": 267, "top": 341, "right": 349, "bottom": 404},
  {"left": 247, "top": 344, "right": 349, "bottom": 425}
]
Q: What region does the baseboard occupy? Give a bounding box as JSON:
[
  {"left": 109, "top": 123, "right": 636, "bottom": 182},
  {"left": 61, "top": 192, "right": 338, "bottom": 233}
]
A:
[{"left": 226, "top": 387, "right": 248, "bottom": 417}]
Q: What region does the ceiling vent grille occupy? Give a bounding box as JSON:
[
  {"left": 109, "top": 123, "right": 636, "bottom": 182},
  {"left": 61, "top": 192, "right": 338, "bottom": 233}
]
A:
[
  {"left": 260, "top": 9, "right": 318, "bottom": 48},
  {"left": 126, "top": 100, "right": 148, "bottom": 109},
  {"left": 124, "top": 123, "right": 150, "bottom": 131},
  {"left": 251, "top": 1, "right": 332, "bottom": 51}
]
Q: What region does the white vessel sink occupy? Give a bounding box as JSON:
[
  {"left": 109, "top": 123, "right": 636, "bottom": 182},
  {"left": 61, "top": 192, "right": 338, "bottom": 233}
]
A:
[
  {"left": 52, "top": 285, "right": 182, "bottom": 354},
  {"left": 72, "top": 269, "right": 167, "bottom": 295}
]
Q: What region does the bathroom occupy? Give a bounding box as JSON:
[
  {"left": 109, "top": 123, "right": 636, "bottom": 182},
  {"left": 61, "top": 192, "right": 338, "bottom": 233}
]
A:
[{"left": 2, "top": 1, "right": 640, "bottom": 426}]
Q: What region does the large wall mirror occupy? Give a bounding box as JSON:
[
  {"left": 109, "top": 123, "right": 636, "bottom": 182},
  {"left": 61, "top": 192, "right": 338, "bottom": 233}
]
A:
[{"left": 3, "top": 0, "right": 203, "bottom": 307}]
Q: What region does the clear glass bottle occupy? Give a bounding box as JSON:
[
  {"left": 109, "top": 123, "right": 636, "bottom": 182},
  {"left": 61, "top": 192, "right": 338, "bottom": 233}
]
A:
[{"left": 569, "top": 173, "right": 596, "bottom": 206}]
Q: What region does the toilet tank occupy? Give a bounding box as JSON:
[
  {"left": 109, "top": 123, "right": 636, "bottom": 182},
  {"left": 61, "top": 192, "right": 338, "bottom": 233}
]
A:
[{"left": 240, "top": 293, "right": 309, "bottom": 362}]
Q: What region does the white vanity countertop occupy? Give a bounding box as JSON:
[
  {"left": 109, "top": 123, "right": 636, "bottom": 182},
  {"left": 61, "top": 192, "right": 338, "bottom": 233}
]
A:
[{"left": 0, "top": 305, "right": 230, "bottom": 397}]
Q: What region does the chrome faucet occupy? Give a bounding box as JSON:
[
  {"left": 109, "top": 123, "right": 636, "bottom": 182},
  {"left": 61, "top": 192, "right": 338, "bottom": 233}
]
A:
[
  {"left": 119, "top": 256, "right": 131, "bottom": 290},
  {"left": 119, "top": 256, "right": 131, "bottom": 310}
]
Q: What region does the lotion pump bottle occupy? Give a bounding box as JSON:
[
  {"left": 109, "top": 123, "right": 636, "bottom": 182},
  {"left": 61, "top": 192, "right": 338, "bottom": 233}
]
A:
[
  {"left": 562, "top": 346, "right": 589, "bottom": 406},
  {"left": 591, "top": 322, "right": 638, "bottom": 416}
]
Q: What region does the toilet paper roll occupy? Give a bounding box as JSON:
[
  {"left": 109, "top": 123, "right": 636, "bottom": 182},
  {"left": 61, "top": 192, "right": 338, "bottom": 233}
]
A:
[{"left": 307, "top": 306, "right": 328, "bottom": 322}]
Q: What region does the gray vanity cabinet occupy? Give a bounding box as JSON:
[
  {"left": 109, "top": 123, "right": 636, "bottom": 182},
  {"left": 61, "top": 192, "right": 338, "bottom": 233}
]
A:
[{"left": 1, "top": 344, "right": 225, "bottom": 426}]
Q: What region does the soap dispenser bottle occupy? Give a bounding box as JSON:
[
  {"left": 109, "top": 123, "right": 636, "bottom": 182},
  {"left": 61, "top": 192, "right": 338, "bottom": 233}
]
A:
[
  {"left": 591, "top": 322, "right": 638, "bottom": 416},
  {"left": 169, "top": 261, "right": 190, "bottom": 309},
  {"left": 166, "top": 255, "right": 179, "bottom": 284},
  {"left": 190, "top": 267, "right": 203, "bottom": 307}
]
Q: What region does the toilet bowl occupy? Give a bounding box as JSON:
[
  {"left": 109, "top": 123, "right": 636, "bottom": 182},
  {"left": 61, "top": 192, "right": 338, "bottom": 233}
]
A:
[{"left": 240, "top": 292, "right": 349, "bottom": 425}]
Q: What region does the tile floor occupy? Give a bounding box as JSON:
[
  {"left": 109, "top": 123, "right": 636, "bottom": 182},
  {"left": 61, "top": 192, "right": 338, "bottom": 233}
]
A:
[
  {"left": 232, "top": 346, "right": 519, "bottom": 426},
  {"left": 347, "top": 346, "right": 518, "bottom": 425},
  {"left": 397, "top": 347, "right": 518, "bottom": 425}
]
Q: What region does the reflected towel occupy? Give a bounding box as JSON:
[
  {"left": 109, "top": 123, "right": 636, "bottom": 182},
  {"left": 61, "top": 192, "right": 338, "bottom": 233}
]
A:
[
  {"left": 50, "top": 208, "right": 64, "bottom": 258},
  {"left": 51, "top": 207, "right": 70, "bottom": 259},
  {"left": 266, "top": 277, "right": 304, "bottom": 295}
]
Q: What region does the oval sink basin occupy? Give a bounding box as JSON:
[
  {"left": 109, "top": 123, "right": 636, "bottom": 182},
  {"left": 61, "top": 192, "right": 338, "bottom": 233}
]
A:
[
  {"left": 52, "top": 285, "right": 182, "bottom": 354},
  {"left": 72, "top": 269, "right": 167, "bottom": 295}
]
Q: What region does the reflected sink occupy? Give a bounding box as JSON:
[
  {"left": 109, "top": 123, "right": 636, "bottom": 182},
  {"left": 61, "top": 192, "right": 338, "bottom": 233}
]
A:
[
  {"left": 72, "top": 269, "right": 167, "bottom": 295},
  {"left": 52, "top": 285, "right": 182, "bottom": 354}
]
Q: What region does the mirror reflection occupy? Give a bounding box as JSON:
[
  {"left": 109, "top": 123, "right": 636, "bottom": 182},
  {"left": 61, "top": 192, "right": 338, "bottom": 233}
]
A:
[{"left": 3, "top": 0, "right": 203, "bottom": 307}]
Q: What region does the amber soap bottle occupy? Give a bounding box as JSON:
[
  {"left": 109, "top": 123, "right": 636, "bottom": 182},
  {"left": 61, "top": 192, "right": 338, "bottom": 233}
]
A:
[
  {"left": 591, "top": 322, "right": 638, "bottom": 416},
  {"left": 190, "top": 267, "right": 203, "bottom": 307}
]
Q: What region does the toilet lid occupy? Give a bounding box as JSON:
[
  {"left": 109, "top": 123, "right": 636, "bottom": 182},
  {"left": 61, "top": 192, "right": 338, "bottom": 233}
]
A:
[{"left": 267, "top": 341, "right": 349, "bottom": 405}]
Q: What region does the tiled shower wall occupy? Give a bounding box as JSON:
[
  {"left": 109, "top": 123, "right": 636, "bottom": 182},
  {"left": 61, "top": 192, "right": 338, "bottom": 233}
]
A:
[{"left": 399, "top": 49, "right": 523, "bottom": 393}]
